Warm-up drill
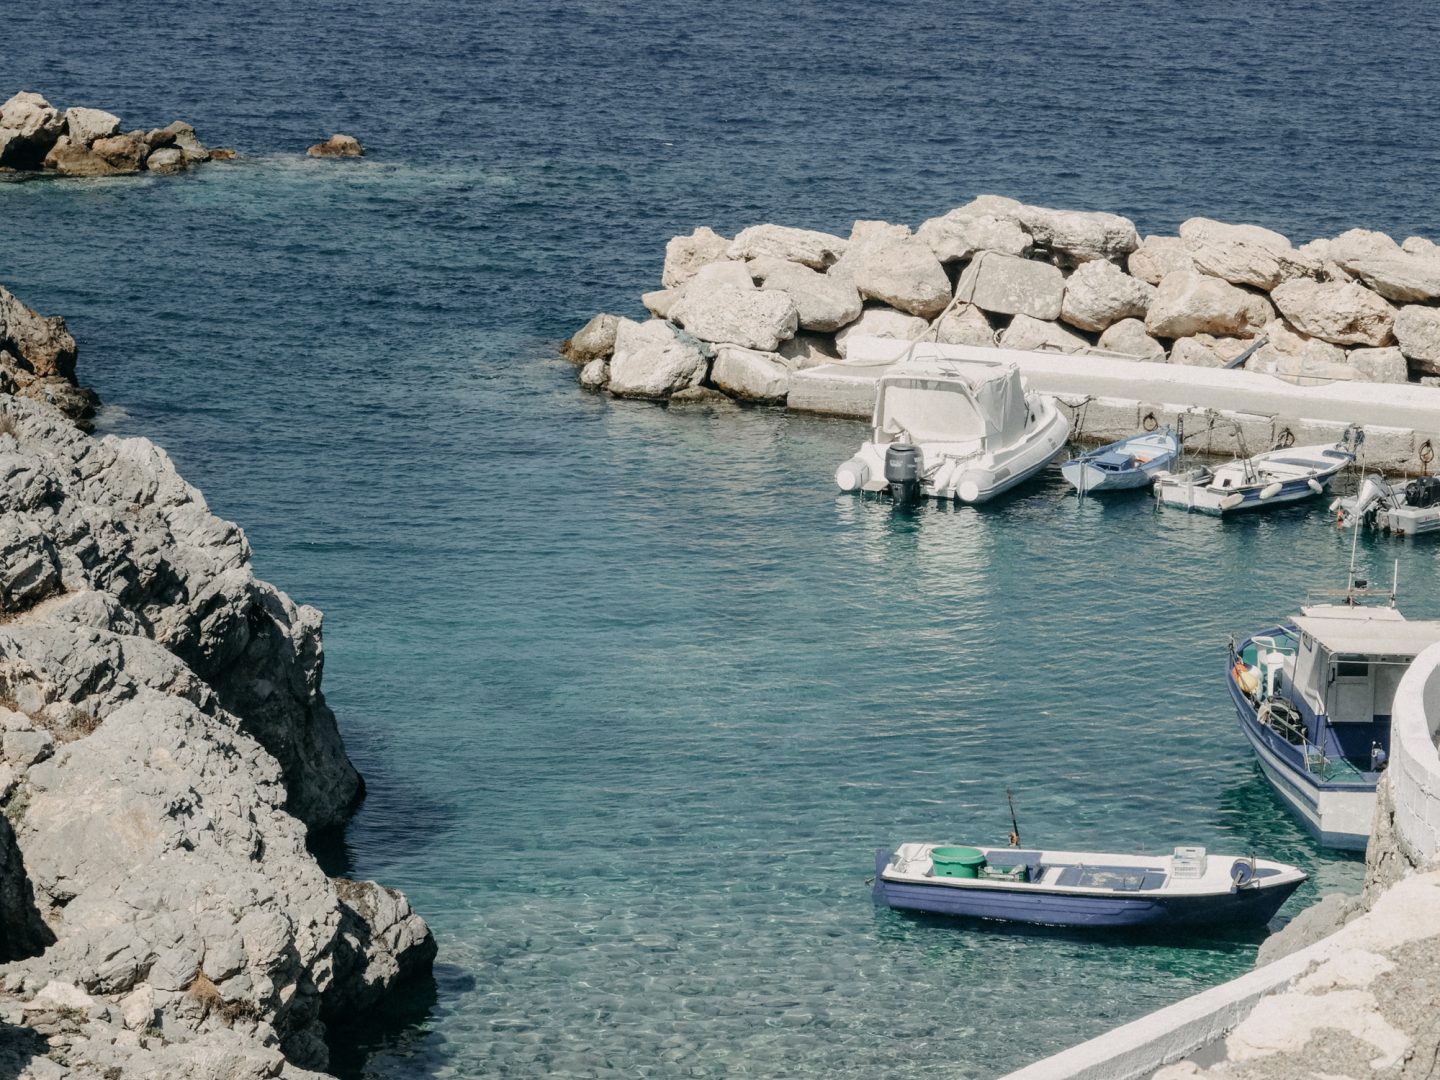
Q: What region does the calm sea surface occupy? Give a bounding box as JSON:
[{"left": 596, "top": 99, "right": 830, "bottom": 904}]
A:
[{"left": 5, "top": 2, "right": 1440, "bottom": 1075}]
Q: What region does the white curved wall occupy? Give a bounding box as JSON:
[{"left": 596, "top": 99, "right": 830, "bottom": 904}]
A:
[{"left": 1389, "top": 641, "right": 1440, "bottom": 866}]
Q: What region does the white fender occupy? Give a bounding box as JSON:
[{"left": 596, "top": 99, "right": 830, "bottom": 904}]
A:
[
  {"left": 1220, "top": 492, "right": 1246, "bottom": 511},
  {"left": 1259, "top": 481, "right": 1284, "bottom": 500},
  {"left": 835, "top": 457, "right": 869, "bottom": 492},
  {"left": 1307, "top": 478, "right": 1324, "bottom": 494}
]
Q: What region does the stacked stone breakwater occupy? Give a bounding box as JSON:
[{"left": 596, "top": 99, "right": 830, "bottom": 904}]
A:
[
  {"left": 0, "top": 91, "right": 230, "bottom": 179},
  {"left": 0, "top": 284, "right": 434, "bottom": 1077},
  {"left": 564, "top": 196, "right": 1440, "bottom": 412}
]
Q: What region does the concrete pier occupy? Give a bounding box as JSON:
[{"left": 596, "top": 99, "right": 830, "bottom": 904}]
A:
[{"left": 789, "top": 338, "right": 1440, "bottom": 474}]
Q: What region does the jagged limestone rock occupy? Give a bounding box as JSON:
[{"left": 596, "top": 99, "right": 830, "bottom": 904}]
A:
[
  {"left": 560, "top": 313, "right": 619, "bottom": 364},
  {"left": 710, "top": 344, "right": 791, "bottom": 403},
  {"left": 62, "top": 108, "right": 121, "bottom": 146},
  {"left": 1014, "top": 204, "right": 1140, "bottom": 265},
  {"left": 916, "top": 203, "right": 1030, "bottom": 263},
  {"left": 955, "top": 252, "right": 1065, "bottom": 320},
  {"left": 1145, "top": 270, "right": 1274, "bottom": 339},
  {"left": 1269, "top": 279, "right": 1395, "bottom": 347},
  {"left": 725, "top": 224, "right": 847, "bottom": 270},
  {"left": 1097, "top": 317, "right": 1167, "bottom": 361},
  {"left": 931, "top": 303, "right": 995, "bottom": 347},
  {"left": 669, "top": 284, "right": 797, "bottom": 351},
  {"left": 1059, "top": 259, "right": 1155, "bottom": 332},
  {"left": 662, "top": 226, "right": 731, "bottom": 288},
  {"left": 605, "top": 318, "right": 708, "bottom": 398},
  {"left": 750, "top": 257, "right": 861, "bottom": 333},
  {"left": 1394, "top": 304, "right": 1440, "bottom": 376},
  {"left": 1179, "top": 217, "right": 1318, "bottom": 290},
  {"left": 833, "top": 304, "right": 928, "bottom": 358},
  {"left": 999, "top": 314, "right": 1089, "bottom": 353},
  {"left": 1127, "top": 235, "right": 1194, "bottom": 285}
]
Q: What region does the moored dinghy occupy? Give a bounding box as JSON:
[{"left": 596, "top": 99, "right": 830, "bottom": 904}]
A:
[
  {"left": 873, "top": 842, "right": 1305, "bottom": 928},
  {"left": 1153, "top": 442, "right": 1353, "bottom": 514},
  {"left": 1333, "top": 474, "right": 1440, "bottom": 538},
  {"left": 1062, "top": 428, "right": 1180, "bottom": 495},
  {"left": 834, "top": 354, "right": 1070, "bottom": 506}
]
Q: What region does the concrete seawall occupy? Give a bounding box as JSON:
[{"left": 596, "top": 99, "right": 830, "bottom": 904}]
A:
[{"left": 789, "top": 338, "right": 1440, "bottom": 474}]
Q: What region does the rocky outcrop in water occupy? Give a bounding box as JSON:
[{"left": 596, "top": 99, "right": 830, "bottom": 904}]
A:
[
  {"left": 0, "top": 92, "right": 228, "bottom": 178},
  {"left": 306, "top": 135, "right": 363, "bottom": 159},
  {"left": 0, "top": 286, "right": 97, "bottom": 428},
  {"left": 0, "top": 289, "right": 434, "bottom": 1076},
  {"left": 563, "top": 197, "right": 1440, "bottom": 404}
]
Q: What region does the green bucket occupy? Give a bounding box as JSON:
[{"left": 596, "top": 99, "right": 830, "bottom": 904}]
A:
[{"left": 929, "top": 846, "right": 987, "bottom": 879}]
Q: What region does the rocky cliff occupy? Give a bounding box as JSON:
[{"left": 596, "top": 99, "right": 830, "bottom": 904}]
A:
[{"left": 0, "top": 286, "right": 434, "bottom": 1077}]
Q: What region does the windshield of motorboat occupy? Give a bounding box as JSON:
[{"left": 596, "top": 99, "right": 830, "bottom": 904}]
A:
[{"left": 876, "top": 369, "right": 1026, "bottom": 446}]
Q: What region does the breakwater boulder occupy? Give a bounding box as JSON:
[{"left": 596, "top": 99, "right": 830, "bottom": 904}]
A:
[
  {"left": 0, "top": 287, "right": 434, "bottom": 1074},
  {"left": 307, "top": 134, "right": 364, "bottom": 158},
  {"left": 565, "top": 198, "right": 1440, "bottom": 406},
  {"left": 0, "top": 91, "right": 230, "bottom": 178}
]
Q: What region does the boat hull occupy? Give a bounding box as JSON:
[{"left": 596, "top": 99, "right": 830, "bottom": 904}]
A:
[
  {"left": 1061, "top": 460, "right": 1155, "bottom": 493},
  {"left": 1226, "top": 643, "right": 1375, "bottom": 850},
  {"left": 1156, "top": 473, "right": 1337, "bottom": 514},
  {"left": 871, "top": 851, "right": 1300, "bottom": 928}
]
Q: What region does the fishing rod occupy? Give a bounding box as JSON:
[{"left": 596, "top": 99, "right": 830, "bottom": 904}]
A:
[{"left": 1006, "top": 787, "right": 1021, "bottom": 848}]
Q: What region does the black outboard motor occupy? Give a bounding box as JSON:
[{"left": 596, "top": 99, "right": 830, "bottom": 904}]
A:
[
  {"left": 1405, "top": 475, "right": 1440, "bottom": 509},
  {"left": 884, "top": 444, "right": 922, "bottom": 506}
]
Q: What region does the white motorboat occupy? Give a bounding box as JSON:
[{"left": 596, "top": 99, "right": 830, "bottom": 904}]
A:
[
  {"left": 1154, "top": 443, "right": 1353, "bottom": 514},
  {"left": 834, "top": 358, "right": 1070, "bottom": 505},
  {"left": 1333, "top": 474, "right": 1440, "bottom": 538}
]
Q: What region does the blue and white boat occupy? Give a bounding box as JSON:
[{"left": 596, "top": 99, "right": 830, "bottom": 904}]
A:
[
  {"left": 872, "top": 843, "right": 1304, "bottom": 929},
  {"left": 1061, "top": 428, "right": 1180, "bottom": 494},
  {"left": 1154, "top": 442, "right": 1353, "bottom": 514},
  {"left": 1228, "top": 601, "right": 1440, "bottom": 849}
]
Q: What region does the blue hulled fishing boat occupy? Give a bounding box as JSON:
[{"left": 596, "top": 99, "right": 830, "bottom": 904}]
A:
[{"left": 872, "top": 843, "right": 1304, "bottom": 929}]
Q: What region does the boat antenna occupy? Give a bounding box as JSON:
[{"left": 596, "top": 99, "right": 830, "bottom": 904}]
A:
[
  {"left": 1346, "top": 514, "right": 1362, "bottom": 604},
  {"left": 1391, "top": 558, "right": 1399, "bottom": 607},
  {"left": 1006, "top": 788, "right": 1021, "bottom": 848}
]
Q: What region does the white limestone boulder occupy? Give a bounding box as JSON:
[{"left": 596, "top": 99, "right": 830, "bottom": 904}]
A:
[
  {"left": 1097, "top": 318, "right": 1166, "bottom": 362},
  {"left": 777, "top": 331, "right": 840, "bottom": 370},
  {"left": 662, "top": 226, "right": 731, "bottom": 288},
  {"left": 916, "top": 205, "right": 1030, "bottom": 263},
  {"left": 1059, "top": 259, "right": 1155, "bottom": 332},
  {"left": 710, "top": 344, "right": 791, "bottom": 403},
  {"left": 1347, "top": 346, "right": 1410, "bottom": 384},
  {"left": 955, "top": 252, "right": 1065, "bottom": 320},
  {"left": 846, "top": 219, "right": 913, "bottom": 249},
  {"left": 726, "top": 224, "right": 847, "bottom": 270},
  {"left": 578, "top": 358, "right": 609, "bottom": 391},
  {"left": 999, "top": 315, "right": 1089, "bottom": 353},
  {"left": 63, "top": 107, "right": 121, "bottom": 146},
  {"left": 1169, "top": 335, "right": 1251, "bottom": 367},
  {"left": 606, "top": 318, "right": 709, "bottom": 399},
  {"left": 0, "top": 91, "right": 65, "bottom": 168},
  {"left": 1179, "top": 217, "right": 1318, "bottom": 290},
  {"left": 642, "top": 288, "right": 682, "bottom": 319},
  {"left": 1297, "top": 238, "right": 1354, "bottom": 283},
  {"left": 1252, "top": 319, "right": 1353, "bottom": 383},
  {"left": 842, "top": 236, "right": 951, "bottom": 318},
  {"left": 682, "top": 259, "right": 755, "bottom": 294},
  {"left": 1333, "top": 251, "right": 1440, "bottom": 303},
  {"left": 1269, "top": 279, "right": 1395, "bottom": 346},
  {"left": 931, "top": 303, "right": 995, "bottom": 347},
  {"left": 1145, "top": 270, "right": 1274, "bottom": 339},
  {"left": 670, "top": 283, "right": 797, "bottom": 351},
  {"left": 1127, "top": 236, "right": 1194, "bottom": 285},
  {"left": 560, "top": 313, "right": 619, "bottom": 363},
  {"left": 834, "top": 304, "right": 928, "bottom": 358},
  {"left": 749, "top": 257, "right": 861, "bottom": 332},
  {"left": 1394, "top": 305, "right": 1440, "bottom": 376},
  {"left": 1328, "top": 228, "right": 1400, "bottom": 267},
  {"left": 1402, "top": 236, "right": 1439, "bottom": 257},
  {"left": 1015, "top": 204, "right": 1140, "bottom": 265}
]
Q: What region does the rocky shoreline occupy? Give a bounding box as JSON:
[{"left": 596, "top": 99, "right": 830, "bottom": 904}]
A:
[
  {"left": 0, "top": 285, "right": 434, "bottom": 1077},
  {"left": 0, "top": 92, "right": 230, "bottom": 179},
  {"left": 564, "top": 197, "right": 1440, "bottom": 405}
]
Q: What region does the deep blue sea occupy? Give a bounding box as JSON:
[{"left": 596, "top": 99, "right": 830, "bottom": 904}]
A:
[{"left": 5, "top": 2, "right": 1440, "bottom": 1076}]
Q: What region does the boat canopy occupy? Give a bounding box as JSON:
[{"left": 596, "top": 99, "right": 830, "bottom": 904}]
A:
[
  {"left": 874, "top": 361, "right": 1028, "bottom": 446},
  {"left": 1289, "top": 605, "right": 1440, "bottom": 721}
]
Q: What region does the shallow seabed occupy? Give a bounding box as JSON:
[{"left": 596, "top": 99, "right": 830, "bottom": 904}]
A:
[{"left": 6, "top": 0, "right": 1440, "bottom": 1075}]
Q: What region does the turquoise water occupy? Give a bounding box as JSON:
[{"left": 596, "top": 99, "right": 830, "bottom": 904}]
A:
[{"left": 6, "top": 1, "right": 1440, "bottom": 1074}]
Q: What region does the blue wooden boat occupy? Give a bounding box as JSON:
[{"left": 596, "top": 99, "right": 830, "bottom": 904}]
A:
[
  {"left": 1061, "top": 428, "right": 1179, "bottom": 494},
  {"left": 1228, "top": 602, "right": 1440, "bottom": 849},
  {"left": 872, "top": 842, "right": 1304, "bottom": 929}
]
